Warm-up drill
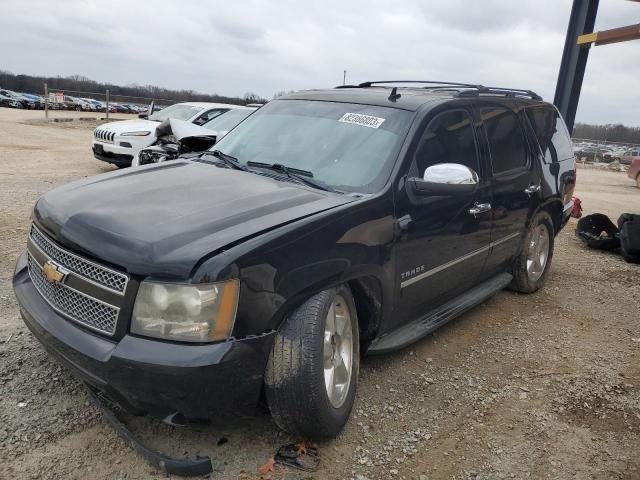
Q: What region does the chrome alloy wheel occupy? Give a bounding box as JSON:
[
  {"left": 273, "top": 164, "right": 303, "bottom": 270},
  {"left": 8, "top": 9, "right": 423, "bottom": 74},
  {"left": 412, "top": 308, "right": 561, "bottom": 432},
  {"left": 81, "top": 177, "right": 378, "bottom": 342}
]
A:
[
  {"left": 526, "top": 224, "right": 550, "bottom": 282},
  {"left": 323, "top": 294, "right": 354, "bottom": 408}
]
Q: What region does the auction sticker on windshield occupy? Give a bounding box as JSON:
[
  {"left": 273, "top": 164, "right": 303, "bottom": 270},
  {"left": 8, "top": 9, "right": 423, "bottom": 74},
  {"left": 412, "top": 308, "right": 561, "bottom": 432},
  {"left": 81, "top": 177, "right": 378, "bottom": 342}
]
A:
[{"left": 339, "top": 113, "right": 385, "bottom": 129}]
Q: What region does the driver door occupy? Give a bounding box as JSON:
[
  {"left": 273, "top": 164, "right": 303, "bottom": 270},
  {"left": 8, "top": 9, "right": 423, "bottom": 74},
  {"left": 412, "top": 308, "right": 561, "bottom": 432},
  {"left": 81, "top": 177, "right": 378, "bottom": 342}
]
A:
[{"left": 393, "top": 109, "right": 493, "bottom": 324}]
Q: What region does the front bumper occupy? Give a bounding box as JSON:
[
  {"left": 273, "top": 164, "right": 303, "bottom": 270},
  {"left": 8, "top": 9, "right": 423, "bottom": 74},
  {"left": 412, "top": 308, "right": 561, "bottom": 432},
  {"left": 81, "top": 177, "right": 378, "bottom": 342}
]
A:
[
  {"left": 13, "top": 252, "right": 275, "bottom": 421},
  {"left": 92, "top": 142, "right": 134, "bottom": 167},
  {"left": 92, "top": 133, "right": 155, "bottom": 168}
]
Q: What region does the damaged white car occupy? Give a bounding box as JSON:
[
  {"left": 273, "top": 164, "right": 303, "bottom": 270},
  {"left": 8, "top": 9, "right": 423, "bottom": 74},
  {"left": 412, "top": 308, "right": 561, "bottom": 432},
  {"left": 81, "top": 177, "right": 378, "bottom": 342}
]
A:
[
  {"left": 92, "top": 102, "right": 254, "bottom": 168},
  {"left": 135, "top": 107, "right": 257, "bottom": 166}
]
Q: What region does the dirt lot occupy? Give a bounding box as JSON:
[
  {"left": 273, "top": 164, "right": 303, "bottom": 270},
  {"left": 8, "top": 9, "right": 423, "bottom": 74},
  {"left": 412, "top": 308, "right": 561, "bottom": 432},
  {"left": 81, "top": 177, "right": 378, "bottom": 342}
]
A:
[{"left": 1, "top": 107, "right": 639, "bottom": 480}]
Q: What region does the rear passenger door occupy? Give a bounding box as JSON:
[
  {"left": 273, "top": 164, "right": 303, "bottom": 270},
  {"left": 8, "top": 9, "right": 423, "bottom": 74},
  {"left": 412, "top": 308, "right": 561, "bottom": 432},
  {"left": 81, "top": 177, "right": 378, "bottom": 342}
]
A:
[{"left": 479, "top": 105, "right": 541, "bottom": 277}]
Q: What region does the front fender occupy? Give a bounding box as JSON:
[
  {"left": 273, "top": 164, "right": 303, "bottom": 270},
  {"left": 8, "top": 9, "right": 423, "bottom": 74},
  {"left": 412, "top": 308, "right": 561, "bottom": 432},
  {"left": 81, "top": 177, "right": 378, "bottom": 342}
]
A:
[{"left": 192, "top": 194, "right": 396, "bottom": 339}]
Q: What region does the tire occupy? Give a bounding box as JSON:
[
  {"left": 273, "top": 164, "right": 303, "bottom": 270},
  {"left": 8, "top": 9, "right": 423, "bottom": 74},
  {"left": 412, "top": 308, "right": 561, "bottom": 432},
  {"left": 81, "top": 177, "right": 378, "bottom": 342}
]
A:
[
  {"left": 265, "top": 285, "right": 359, "bottom": 438},
  {"left": 509, "top": 210, "right": 555, "bottom": 294}
]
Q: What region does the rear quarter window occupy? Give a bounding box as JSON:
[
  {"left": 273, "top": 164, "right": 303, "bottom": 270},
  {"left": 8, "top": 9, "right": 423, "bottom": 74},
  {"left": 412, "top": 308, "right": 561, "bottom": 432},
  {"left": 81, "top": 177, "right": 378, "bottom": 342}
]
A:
[
  {"left": 525, "top": 106, "right": 574, "bottom": 163},
  {"left": 481, "top": 107, "right": 529, "bottom": 174}
]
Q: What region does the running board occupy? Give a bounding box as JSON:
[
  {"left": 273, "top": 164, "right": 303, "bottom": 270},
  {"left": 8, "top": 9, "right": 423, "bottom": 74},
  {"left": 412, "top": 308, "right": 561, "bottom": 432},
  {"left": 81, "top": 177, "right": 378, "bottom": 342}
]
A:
[{"left": 367, "top": 273, "right": 513, "bottom": 355}]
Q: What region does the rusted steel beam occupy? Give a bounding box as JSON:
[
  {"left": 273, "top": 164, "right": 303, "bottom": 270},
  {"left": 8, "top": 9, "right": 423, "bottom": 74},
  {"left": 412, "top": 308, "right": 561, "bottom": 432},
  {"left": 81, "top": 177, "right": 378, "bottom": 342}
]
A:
[{"left": 577, "top": 23, "right": 640, "bottom": 46}]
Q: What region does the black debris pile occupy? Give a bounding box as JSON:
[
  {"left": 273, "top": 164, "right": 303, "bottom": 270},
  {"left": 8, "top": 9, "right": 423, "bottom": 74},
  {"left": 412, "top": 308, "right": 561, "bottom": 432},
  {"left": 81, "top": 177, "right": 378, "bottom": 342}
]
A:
[{"left": 576, "top": 213, "right": 640, "bottom": 263}]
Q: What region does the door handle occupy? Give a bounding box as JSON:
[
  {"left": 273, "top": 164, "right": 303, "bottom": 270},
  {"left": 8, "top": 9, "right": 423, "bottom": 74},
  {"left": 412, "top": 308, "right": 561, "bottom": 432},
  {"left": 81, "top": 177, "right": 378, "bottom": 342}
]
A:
[
  {"left": 524, "top": 184, "right": 541, "bottom": 196},
  {"left": 468, "top": 202, "right": 492, "bottom": 218}
]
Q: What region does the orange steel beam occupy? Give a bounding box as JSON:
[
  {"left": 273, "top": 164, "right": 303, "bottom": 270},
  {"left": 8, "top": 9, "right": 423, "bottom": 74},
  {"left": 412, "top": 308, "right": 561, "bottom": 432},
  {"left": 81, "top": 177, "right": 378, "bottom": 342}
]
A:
[{"left": 577, "top": 23, "right": 640, "bottom": 46}]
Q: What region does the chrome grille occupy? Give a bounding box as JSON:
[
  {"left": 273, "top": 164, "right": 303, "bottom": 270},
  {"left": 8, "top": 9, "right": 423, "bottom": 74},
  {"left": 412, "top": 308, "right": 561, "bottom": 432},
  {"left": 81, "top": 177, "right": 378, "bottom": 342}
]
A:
[
  {"left": 94, "top": 128, "right": 115, "bottom": 143},
  {"left": 30, "top": 225, "right": 128, "bottom": 294},
  {"left": 28, "top": 255, "right": 119, "bottom": 335}
]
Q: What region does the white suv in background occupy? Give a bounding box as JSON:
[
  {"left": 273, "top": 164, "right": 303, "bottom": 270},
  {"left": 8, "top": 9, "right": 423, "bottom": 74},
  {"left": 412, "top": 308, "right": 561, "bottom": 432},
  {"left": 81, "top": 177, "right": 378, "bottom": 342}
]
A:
[{"left": 91, "top": 102, "right": 252, "bottom": 168}]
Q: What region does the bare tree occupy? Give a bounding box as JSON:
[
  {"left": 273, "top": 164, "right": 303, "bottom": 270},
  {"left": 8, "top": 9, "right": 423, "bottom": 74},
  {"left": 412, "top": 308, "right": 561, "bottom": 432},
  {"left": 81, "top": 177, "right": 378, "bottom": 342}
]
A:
[
  {"left": 573, "top": 123, "right": 640, "bottom": 144},
  {"left": 0, "top": 70, "right": 267, "bottom": 106}
]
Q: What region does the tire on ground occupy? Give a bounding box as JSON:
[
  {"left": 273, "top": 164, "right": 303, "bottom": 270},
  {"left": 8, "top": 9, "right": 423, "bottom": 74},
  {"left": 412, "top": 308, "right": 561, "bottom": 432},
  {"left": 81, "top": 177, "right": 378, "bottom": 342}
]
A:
[
  {"left": 265, "top": 285, "right": 359, "bottom": 438},
  {"left": 509, "top": 210, "right": 555, "bottom": 294}
]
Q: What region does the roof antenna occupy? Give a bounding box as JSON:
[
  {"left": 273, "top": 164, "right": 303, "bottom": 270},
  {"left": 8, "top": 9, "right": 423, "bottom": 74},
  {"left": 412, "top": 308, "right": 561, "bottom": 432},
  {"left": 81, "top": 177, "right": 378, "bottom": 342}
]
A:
[{"left": 388, "top": 86, "right": 401, "bottom": 102}]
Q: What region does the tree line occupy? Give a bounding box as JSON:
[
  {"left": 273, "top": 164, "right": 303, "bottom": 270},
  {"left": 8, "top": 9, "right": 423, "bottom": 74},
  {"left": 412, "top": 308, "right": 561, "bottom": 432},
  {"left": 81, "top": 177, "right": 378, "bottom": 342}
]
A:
[
  {"left": 0, "top": 70, "right": 266, "bottom": 106},
  {"left": 573, "top": 123, "right": 640, "bottom": 144}
]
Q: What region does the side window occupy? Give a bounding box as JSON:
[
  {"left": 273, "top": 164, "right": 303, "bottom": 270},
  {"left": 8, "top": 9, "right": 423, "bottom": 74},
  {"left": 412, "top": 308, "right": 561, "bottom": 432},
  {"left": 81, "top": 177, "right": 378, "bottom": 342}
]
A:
[
  {"left": 525, "top": 106, "right": 574, "bottom": 163},
  {"left": 193, "top": 109, "right": 228, "bottom": 125},
  {"left": 414, "top": 110, "right": 479, "bottom": 176},
  {"left": 481, "top": 107, "right": 528, "bottom": 173}
]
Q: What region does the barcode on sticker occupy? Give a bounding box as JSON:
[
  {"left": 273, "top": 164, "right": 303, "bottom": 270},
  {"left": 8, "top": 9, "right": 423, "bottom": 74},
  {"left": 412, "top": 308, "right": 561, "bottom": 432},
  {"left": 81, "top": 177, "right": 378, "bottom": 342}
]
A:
[{"left": 339, "top": 113, "right": 385, "bottom": 129}]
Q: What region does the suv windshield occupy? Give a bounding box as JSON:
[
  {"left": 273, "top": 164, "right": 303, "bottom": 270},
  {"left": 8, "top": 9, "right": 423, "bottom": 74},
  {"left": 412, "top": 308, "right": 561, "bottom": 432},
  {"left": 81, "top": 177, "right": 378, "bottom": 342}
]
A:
[
  {"left": 203, "top": 109, "right": 254, "bottom": 133},
  {"left": 211, "top": 100, "right": 412, "bottom": 193},
  {"left": 149, "top": 104, "right": 204, "bottom": 122}
]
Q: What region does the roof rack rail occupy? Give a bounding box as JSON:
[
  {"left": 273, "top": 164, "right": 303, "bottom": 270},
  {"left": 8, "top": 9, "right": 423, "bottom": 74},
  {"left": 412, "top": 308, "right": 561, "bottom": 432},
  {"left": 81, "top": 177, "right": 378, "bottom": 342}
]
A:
[
  {"left": 335, "top": 80, "right": 482, "bottom": 89},
  {"left": 456, "top": 87, "right": 542, "bottom": 101},
  {"left": 334, "top": 80, "right": 542, "bottom": 101}
]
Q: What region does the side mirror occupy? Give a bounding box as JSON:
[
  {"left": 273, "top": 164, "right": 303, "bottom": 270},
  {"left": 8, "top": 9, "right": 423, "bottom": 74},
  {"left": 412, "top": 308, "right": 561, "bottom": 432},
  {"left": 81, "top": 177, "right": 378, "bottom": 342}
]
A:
[
  {"left": 409, "top": 163, "right": 478, "bottom": 196},
  {"left": 138, "top": 113, "right": 148, "bottom": 119}
]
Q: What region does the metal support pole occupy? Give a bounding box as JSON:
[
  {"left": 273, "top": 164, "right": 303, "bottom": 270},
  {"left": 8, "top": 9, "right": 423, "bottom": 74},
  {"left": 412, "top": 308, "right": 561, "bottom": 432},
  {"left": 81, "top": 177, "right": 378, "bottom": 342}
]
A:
[
  {"left": 105, "top": 89, "right": 110, "bottom": 120},
  {"left": 553, "top": 0, "right": 599, "bottom": 135},
  {"left": 44, "top": 83, "right": 49, "bottom": 120}
]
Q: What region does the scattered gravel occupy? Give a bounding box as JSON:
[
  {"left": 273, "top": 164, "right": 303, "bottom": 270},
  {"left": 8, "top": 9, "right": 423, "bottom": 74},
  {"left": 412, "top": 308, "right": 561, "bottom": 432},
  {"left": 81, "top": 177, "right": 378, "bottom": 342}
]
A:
[{"left": 1, "top": 108, "right": 639, "bottom": 479}]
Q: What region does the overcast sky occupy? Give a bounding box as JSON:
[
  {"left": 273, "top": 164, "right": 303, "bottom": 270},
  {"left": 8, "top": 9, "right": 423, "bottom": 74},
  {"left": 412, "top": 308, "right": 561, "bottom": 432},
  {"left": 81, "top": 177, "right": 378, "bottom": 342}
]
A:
[{"left": 1, "top": 0, "right": 639, "bottom": 125}]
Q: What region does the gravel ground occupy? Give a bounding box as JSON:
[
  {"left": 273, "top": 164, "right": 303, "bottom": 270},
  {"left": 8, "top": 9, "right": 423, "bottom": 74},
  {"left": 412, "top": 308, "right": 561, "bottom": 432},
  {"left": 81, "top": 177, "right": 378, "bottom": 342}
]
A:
[{"left": 1, "top": 107, "right": 639, "bottom": 480}]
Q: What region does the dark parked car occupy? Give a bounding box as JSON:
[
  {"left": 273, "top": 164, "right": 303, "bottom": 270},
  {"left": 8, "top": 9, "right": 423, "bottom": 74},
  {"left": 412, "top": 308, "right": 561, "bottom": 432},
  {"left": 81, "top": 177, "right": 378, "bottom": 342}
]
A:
[
  {"left": 0, "top": 89, "right": 34, "bottom": 109},
  {"left": 13, "top": 81, "right": 576, "bottom": 439},
  {"left": 111, "top": 103, "right": 135, "bottom": 113},
  {"left": 0, "top": 93, "right": 23, "bottom": 108},
  {"left": 21, "top": 93, "right": 45, "bottom": 109},
  {"left": 573, "top": 145, "right": 601, "bottom": 161}
]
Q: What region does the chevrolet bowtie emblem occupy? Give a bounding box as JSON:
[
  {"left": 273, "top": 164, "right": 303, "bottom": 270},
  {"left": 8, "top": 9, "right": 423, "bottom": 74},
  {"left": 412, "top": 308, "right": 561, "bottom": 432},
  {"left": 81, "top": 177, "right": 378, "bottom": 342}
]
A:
[{"left": 43, "top": 261, "right": 66, "bottom": 283}]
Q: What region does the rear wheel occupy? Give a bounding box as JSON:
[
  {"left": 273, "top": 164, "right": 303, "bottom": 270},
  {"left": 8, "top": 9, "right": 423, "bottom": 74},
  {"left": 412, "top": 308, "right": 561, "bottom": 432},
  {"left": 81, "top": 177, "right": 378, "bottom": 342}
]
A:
[
  {"left": 509, "top": 211, "right": 555, "bottom": 293},
  {"left": 265, "top": 285, "right": 359, "bottom": 438}
]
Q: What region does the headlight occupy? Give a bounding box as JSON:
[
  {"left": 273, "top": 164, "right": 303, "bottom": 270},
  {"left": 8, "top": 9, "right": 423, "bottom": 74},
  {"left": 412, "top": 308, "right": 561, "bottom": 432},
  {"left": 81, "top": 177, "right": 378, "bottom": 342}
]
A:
[
  {"left": 131, "top": 279, "right": 239, "bottom": 342},
  {"left": 121, "top": 131, "right": 151, "bottom": 136},
  {"left": 138, "top": 149, "right": 167, "bottom": 165}
]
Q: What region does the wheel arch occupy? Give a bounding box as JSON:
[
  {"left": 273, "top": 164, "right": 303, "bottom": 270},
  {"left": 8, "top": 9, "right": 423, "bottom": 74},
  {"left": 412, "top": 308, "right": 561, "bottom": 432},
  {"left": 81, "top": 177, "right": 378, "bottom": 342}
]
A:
[
  {"left": 347, "top": 275, "right": 384, "bottom": 353},
  {"left": 268, "top": 268, "right": 387, "bottom": 353},
  {"left": 530, "top": 198, "right": 563, "bottom": 236}
]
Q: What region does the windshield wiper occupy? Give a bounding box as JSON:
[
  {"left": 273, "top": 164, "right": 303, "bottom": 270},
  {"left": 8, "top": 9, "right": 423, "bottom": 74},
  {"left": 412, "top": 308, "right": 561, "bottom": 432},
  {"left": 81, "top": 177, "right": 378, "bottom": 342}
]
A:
[
  {"left": 202, "top": 150, "right": 248, "bottom": 171},
  {"left": 246, "top": 161, "right": 341, "bottom": 193}
]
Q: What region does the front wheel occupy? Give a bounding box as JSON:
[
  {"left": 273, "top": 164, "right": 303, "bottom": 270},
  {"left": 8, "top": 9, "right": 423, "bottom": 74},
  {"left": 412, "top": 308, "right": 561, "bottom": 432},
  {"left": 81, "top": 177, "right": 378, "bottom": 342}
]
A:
[
  {"left": 265, "top": 285, "right": 359, "bottom": 438},
  {"left": 509, "top": 211, "right": 555, "bottom": 293}
]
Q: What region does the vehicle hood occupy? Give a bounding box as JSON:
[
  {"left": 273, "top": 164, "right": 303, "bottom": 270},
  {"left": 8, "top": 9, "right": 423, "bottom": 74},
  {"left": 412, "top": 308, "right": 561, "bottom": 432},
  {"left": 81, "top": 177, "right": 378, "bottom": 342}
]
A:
[
  {"left": 168, "top": 118, "right": 216, "bottom": 140},
  {"left": 95, "top": 119, "right": 159, "bottom": 136},
  {"left": 33, "top": 161, "right": 355, "bottom": 279}
]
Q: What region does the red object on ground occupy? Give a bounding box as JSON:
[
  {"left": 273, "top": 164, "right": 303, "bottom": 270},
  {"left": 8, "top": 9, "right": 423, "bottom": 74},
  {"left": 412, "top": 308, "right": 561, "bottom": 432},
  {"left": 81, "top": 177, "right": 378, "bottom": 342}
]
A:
[{"left": 571, "top": 196, "right": 583, "bottom": 219}]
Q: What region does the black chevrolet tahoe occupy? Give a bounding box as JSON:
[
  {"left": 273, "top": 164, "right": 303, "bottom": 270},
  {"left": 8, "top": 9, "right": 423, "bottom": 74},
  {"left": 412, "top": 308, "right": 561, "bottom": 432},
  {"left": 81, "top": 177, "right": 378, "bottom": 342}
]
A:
[{"left": 13, "top": 81, "right": 576, "bottom": 438}]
